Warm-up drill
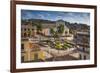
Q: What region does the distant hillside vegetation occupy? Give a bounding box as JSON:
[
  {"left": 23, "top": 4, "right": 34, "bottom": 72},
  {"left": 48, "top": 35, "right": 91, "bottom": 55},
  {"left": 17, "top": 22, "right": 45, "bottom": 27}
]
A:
[{"left": 22, "top": 19, "right": 90, "bottom": 32}]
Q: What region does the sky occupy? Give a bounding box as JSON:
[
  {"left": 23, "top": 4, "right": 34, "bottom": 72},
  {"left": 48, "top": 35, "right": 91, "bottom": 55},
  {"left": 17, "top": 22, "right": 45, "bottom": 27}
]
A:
[{"left": 21, "top": 9, "right": 90, "bottom": 25}]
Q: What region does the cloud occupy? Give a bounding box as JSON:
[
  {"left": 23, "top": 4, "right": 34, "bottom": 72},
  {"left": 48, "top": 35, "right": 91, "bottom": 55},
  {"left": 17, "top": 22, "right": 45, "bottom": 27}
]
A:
[{"left": 21, "top": 10, "right": 90, "bottom": 25}]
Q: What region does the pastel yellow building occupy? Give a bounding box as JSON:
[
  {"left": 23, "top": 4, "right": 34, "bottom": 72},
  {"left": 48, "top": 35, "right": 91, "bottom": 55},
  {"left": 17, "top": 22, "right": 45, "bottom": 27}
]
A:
[{"left": 21, "top": 39, "right": 45, "bottom": 62}]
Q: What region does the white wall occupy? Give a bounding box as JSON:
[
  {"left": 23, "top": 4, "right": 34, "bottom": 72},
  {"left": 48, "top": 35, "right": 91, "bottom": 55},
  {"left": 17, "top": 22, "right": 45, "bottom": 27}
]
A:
[{"left": 0, "top": 0, "right": 100, "bottom": 73}]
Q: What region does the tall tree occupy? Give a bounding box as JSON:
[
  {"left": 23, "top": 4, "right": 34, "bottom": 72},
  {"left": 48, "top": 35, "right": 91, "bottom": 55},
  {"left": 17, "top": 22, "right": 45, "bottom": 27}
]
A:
[
  {"left": 57, "top": 24, "right": 64, "bottom": 41},
  {"left": 36, "top": 23, "right": 42, "bottom": 41},
  {"left": 57, "top": 24, "right": 64, "bottom": 35},
  {"left": 50, "top": 28, "right": 58, "bottom": 42},
  {"left": 36, "top": 24, "right": 42, "bottom": 34},
  {"left": 50, "top": 28, "right": 55, "bottom": 36}
]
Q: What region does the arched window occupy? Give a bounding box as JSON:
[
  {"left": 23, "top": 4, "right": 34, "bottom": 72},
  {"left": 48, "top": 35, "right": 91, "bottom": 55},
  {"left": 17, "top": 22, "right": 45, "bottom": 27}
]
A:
[
  {"left": 28, "top": 33, "right": 30, "bottom": 37},
  {"left": 24, "top": 33, "right": 27, "bottom": 37},
  {"left": 21, "top": 44, "right": 24, "bottom": 50},
  {"left": 79, "top": 54, "right": 82, "bottom": 59},
  {"left": 21, "top": 56, "right": 24, "bottom": 62}
]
